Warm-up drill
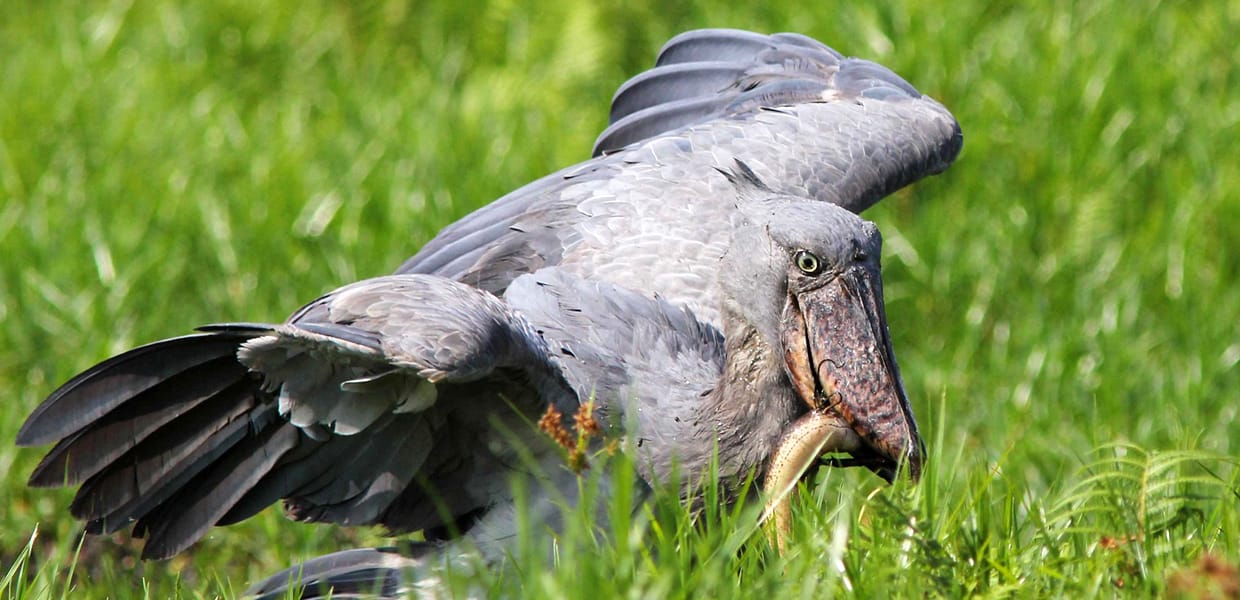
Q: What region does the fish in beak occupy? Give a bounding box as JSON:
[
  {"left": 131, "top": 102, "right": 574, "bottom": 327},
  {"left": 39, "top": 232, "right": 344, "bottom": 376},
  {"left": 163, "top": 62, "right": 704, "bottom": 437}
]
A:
[{"left": 778, "top": 261, "right": 924, "bottom": 482}]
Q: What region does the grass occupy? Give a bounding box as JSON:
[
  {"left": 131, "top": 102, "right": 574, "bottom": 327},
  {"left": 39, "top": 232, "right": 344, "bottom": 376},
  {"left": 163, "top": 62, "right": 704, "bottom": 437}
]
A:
[{"left": 2, "top": 0, "right": 1238, "bottom": 597}]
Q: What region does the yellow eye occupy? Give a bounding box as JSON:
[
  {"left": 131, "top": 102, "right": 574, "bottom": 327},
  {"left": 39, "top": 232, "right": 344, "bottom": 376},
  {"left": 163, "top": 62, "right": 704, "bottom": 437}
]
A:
[{"left": 795, "top": 250, "right": 821, "bottom": 275}]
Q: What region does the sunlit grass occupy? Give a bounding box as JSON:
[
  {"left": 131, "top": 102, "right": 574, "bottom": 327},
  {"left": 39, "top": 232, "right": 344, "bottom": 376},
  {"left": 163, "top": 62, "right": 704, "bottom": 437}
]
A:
[{"left": 2, "top": 0, "right": 1238, "bottom": 598}]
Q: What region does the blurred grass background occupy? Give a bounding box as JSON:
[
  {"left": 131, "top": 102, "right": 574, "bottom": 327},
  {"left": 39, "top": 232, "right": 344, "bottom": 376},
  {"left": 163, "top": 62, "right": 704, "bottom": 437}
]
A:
[{"left": 2, "top": 0, "right": 1237, "bottom": 597}]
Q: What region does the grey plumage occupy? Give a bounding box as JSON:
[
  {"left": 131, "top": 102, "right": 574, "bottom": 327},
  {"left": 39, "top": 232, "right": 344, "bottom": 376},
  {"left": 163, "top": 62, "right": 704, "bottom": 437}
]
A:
[
  {"left": 16, "top": 28, "right": 957, "bottom": 598},
  {"left": 397, "top": 28, "right": 961, "bottom": 310},
  {"left": 244, "top": 193, "right": 919, "bottom": 598}
]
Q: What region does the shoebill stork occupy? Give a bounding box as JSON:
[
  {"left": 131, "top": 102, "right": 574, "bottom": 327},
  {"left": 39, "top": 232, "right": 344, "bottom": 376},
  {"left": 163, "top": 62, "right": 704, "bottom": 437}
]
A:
[{"left": 16, "top": 28, "right": 960, "bottom": 597}]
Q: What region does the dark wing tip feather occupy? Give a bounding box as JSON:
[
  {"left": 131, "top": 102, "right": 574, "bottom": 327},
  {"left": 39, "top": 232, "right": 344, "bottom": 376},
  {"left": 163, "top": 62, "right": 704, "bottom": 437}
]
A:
[
  {"left": 17, "top": 331, "right": 261, "bottom": 447},
  {"left": 215, "top": 434, "right": 330, "bottom": 526},
  {"left": 138, "top": 422, "right": 298, "bottom": 559},
  {"left": 26, "top": 355, "right": 249, "bottom": 488},
  {"left": 71, "top": 379, "right": 264, "bottom": 531}
]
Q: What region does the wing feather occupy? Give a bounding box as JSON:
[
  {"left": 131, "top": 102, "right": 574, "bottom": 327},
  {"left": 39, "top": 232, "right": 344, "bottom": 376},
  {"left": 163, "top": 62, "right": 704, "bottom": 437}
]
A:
[
  {"left": 138, "top": 422, "right": 300, "bottom": 559},
  {"left": 397, "top": 29, "right": 961, "bottom": 306},
  {"left": 18, "top": 333, "right": 251, "bottom": 446},
  {"left": 27, "top": 355, "right": 246, "bottom": 487},
  {"left": 83, "top": 384, "right": 269, "bottom": 536},
  {"left": 20, "top": 274, "right": 579, "bottom": 559}
]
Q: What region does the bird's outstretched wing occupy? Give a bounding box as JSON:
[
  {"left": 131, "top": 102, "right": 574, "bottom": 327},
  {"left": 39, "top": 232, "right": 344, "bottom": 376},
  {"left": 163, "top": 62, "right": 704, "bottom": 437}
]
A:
[
  {"left": 17, "top": 275, "right": 578, "bottom": 560},
  {"left": 242, "top": 269, "right": 733, "bottom": 599},
  {"left": 399, "top": 29, "right": 962, "bottom": 310},
  {"left": 16, "top": 266, "right": 733, "bottom": 564}
]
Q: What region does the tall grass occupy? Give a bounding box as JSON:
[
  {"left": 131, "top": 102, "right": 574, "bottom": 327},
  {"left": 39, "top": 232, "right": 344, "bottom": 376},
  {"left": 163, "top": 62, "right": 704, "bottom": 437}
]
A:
[{"left": 2, "top": 1, "right": 1237, "bottom": 598}]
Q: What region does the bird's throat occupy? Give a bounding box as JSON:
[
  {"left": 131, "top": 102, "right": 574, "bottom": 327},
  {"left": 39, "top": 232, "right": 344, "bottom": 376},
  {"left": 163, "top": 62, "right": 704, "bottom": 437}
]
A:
[{"left": 708, "top": 318, "right": 803, "bottom": 482}]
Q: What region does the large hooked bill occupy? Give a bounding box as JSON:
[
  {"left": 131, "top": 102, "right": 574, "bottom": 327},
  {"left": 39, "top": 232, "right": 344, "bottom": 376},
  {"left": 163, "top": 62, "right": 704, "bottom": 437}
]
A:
[{"left": 767, "top": 263, "right": 925, "bottom": 547}]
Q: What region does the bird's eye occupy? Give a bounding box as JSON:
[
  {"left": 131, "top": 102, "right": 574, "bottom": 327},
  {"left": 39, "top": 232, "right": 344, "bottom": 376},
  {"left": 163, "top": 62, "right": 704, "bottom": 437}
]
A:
[{"left": 794, "top": 250, "right": 821, "bottom": 275}]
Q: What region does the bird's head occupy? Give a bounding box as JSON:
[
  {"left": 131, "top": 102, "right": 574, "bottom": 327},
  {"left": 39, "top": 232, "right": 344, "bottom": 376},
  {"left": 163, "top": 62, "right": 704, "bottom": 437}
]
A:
[{"left": 721, "top": 171, "right": 923, "bottom": 483}]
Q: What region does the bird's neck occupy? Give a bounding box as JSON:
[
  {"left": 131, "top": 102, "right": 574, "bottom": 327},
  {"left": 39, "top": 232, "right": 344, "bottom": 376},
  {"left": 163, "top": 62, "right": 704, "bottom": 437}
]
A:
[{"left": 698, "top": 313, "right": 802, "bottom": 483}]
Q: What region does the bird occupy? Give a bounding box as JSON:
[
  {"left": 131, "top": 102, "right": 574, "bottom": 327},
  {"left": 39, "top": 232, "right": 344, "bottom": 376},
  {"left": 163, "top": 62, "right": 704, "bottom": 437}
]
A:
[
  {"left": 21, "top": 182, "right": 918, "bottom": 597},
  {"left": 16, "top": 28, "right": 960, "bottom": 598}
]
